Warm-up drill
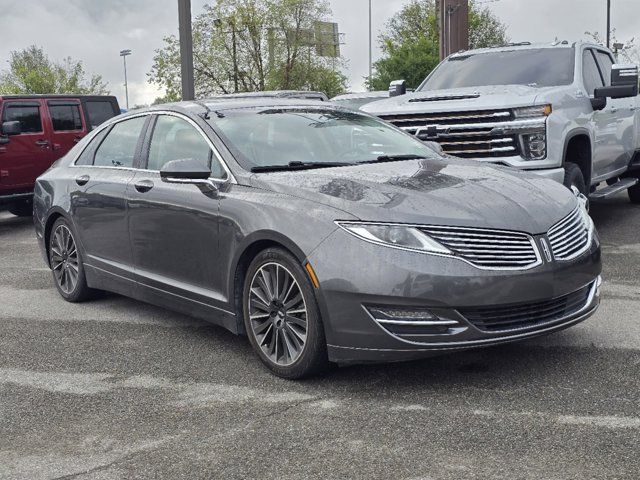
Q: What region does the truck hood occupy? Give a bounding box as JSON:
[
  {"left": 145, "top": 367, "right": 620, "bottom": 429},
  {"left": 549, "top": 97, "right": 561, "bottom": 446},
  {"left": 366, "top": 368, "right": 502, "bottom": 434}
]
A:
[
  {"left": 363, "top": 85, "right": 541, "bottom": 115},
  {"left": 248, "top": 158, "right": 576, "bottom": 234}
]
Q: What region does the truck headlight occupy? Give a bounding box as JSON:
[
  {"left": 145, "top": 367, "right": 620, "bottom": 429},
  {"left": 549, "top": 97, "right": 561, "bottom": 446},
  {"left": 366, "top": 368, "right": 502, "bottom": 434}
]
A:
[
  {"left": 513, "top": 105, "right": 552, "bottom": 119},
  {"left": 336, "top": 222, "right": 452, "bottom": 255},
  {"left": 521, "top": 132, "right": 547, "bottom": 160}
]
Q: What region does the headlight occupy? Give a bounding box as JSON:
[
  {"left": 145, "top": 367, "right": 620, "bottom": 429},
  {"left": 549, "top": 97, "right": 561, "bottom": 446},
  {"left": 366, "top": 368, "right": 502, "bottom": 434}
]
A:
[
  {"left": 513, "top": 104, "right": 552, "bottom": 119},
  {"left": 336, "top": 222, "right": 452, "bottom": 255},
  {"left": 521, "top": 132, "right": 547, "bottom": 160}
]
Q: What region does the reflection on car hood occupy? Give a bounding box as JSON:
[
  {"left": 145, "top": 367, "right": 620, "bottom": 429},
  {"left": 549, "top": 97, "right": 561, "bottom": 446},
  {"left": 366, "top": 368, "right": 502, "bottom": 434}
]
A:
[{"left": 249, "top": 158, "right": 576, "bottom": 234}]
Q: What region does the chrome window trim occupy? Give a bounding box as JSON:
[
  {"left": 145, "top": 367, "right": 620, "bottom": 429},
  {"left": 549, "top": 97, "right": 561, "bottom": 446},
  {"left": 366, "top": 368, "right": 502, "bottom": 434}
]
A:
[
  {"left": 69, "top": 110, "right": 236, "bottom": 184},
  {"left": 336, "top": 220, "right": 543, "bottom": 271}
]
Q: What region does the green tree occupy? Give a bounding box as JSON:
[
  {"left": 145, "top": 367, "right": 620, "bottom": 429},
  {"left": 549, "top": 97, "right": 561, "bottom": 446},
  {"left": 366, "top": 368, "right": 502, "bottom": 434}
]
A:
[
  {"left": 148, "top": 0, "right": 348, "bottom": 100},
  {"left": 0, "top": 45, "right": 108, "bottom": 95},
  {"left": 369, "top": 0, "right": 508, "bottom": 91}
]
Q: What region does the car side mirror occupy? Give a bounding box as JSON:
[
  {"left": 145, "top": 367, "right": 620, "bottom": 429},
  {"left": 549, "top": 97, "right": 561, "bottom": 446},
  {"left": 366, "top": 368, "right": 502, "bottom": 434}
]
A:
[
  {"left": 594, "top": 64, "right": 639, "bottom": 101},
  {"left": 590, "top": 96, "right": 607, "bottom": 111},
  {"left": 2, "top": 121, "right": 21, "bottom": 136},
  {"left": 160, "top": 158, "right": 212, "bottom": 183},
  {"left": 389, "top": 80, "right": 407, "bottom": 97}
]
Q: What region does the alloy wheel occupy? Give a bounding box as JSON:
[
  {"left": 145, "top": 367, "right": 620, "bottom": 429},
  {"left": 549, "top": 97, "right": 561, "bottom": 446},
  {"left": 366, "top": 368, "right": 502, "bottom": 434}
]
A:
[
  {"left": 248, "top": 262, "right": 308, "bottom": 366},
  {"left": 50, "top": 224, "right": 80, "bottom": 295}
]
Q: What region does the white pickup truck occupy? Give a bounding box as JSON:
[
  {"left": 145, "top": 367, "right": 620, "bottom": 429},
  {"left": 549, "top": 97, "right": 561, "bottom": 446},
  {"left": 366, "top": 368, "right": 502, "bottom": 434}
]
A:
[{"left": 363, "top": 41, "right": 640, "bottom": 203}]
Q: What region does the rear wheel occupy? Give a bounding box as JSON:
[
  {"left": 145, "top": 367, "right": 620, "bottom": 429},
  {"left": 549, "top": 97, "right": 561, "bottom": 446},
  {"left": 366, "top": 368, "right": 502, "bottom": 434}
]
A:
[
  {"left": 49, "top": 217, "right": 94, "bottom": 302},
  {"left": 8, "top": 199, "right": 32, "bottom": 217},
  {"left": 243, "top": 248, "right": 329, "bottom": 379}
]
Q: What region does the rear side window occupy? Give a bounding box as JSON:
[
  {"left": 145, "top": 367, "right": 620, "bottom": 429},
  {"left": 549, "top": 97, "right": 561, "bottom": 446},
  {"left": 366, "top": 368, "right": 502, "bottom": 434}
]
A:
[
  {"left": 93, "top": 116, "right": 146, "bottom": 168},
  {"left": 2, "top": 104, "right": 42, "bottom": 133},
  {"left": 85, "top": 101, "right": 116, "bottom": 129},
  {"left": 75, "top": 128, "right": 110, "bottom": 166},
  {"left": 582, "top": 50, "right": 604, "bottom": 95},
  {"left": 49, "top": 104, "right": 83, "bottom": 131}
]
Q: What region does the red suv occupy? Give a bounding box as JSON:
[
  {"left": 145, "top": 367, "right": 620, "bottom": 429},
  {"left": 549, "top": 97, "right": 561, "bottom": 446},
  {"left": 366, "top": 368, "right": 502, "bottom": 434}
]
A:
[{"left": 0, "top": 95, "right": 120, "bottom": 216}]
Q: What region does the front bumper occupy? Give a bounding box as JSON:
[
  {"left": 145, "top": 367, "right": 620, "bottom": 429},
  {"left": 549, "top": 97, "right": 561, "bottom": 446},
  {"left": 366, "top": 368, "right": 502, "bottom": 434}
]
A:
[{"left": 308, "top": 228, "right": 602, "bottom": 364}]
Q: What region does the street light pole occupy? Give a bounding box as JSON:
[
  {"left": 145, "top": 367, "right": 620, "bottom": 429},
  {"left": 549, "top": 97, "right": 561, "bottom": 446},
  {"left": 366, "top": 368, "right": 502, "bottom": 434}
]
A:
[
  {"left": 178, "top": 0, "right": 195, "bottom": 101},
  {"left": 368, "top": 0, "right": 372, "bottom": 90},
  {"left": 606, "top": 0, "right": 611, "bottom": 48},
  {"left": 119, "top": 49, "right": 132, "bottom": 110}
]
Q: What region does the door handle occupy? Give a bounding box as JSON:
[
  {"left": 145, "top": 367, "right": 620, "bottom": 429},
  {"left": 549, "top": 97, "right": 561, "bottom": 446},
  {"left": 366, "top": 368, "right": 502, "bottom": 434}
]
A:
[
  {"left": 134, "top": 179, "right": 154, "bottom": 193},
  {"left": 610, "top": 107, "right": 618, "bottom": 113},
  {"left": 75, "top": 174, "right": 90, "bottom": 186},
  {"left": 34, "top": 140, "right": 50, "bottom": 148}
]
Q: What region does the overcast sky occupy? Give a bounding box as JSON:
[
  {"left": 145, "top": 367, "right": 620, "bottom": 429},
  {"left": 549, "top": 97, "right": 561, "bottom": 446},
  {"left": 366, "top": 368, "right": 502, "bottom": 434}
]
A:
[{"left": 0, "top": 0, "right": 638, "bottom": 106}]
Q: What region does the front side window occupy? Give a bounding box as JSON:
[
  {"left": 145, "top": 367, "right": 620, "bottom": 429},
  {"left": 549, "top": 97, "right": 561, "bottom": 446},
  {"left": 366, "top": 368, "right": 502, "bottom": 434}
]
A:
[
  {"left": 420, "top": 48, "right": 576, "bottom": 90},
  {"left": 2, "top": 104, "right": 42, "bottom": 133},
  {"left": 213, "top": 108, "right": 440, "bottom": 170},
  {"left": 93, "top": 116, "right": 146, "bottom": 168},
  {"left": 49, "top": 104, "right": 83, "bottom": 131},
  {"left": 147, "top": 115, "right": 224, "bottom": 178},
  {"left": 594, "top": 51, "right": 614, "bottom": 86},
  {"left": 583, "top": 49, "right": 604, "bottom": 95}
]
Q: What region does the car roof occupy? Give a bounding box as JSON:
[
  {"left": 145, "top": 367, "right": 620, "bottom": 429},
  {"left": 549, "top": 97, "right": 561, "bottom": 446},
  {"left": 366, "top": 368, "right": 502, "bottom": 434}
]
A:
[
  {"left": 213, "top": 90, "right": 329, "bottom": 101},
  {"left": 0, "top": 94, "right": 117, "bottom": 101},
  {"left": 331, "top": 91, "right": 389, "bottom": 101},
  {"left": 447, "top": 41, "right": 603, "bottom": 59}
]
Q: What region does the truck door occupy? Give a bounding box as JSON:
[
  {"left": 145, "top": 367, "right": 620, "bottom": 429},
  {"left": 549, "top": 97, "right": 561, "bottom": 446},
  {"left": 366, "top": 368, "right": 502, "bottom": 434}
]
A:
[
  {"left": 0, "top": 99, "right": 53, "bottom": 190},
  {"left": 593, "top": 49, "right": 635, "bottom": 173},
  {"left": 45, "top": 99, "right": 87, "bottom": 159},
  {"left": 583, "top": 48, "right": 619, "bottom": 180}
]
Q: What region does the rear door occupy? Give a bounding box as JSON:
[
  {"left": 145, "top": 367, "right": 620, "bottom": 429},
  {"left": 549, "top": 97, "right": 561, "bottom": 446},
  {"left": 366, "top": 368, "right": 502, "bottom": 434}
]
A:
[
  {"left": 45, "top": 99, "right": 87, "bottom": 160},
  {"left": 0, "top": 99, "right": 53, "bottom": 190}
]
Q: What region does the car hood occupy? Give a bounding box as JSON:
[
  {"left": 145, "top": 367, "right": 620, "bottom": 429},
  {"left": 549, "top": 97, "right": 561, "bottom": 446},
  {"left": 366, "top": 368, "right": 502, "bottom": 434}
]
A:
[
  {"left": 248, "top": 159, "right": 576, "bottom": 234},
  {"left": 362, "top": 85, "right": 541, "bottom": 115}
]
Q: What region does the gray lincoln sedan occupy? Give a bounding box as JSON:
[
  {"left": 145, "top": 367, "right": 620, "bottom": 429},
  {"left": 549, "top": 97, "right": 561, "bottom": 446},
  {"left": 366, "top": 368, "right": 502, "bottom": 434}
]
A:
[{"left": 33, "top": 99, "right": 602, "bottom": 378}]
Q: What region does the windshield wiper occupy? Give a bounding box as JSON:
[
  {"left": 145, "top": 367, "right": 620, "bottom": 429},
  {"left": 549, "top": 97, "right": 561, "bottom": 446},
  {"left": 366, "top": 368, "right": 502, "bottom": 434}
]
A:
[
  {"left": 358, "top": 154, "right": 427, "bottom": 164},
  {"left": 251, "top": 161, "right": 354, "bottom": 173}
]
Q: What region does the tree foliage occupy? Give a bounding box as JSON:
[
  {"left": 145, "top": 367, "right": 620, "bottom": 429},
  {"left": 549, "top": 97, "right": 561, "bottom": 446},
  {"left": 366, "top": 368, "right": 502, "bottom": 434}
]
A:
[
  {"left": 149, "top": 0, "right": 348, "bottom": 100},
  {"left": 0, "top": 45, "right": 108, "bottom": 95},
  {"left": 369, "top": 0, "right": 508, "bottom": 91}
]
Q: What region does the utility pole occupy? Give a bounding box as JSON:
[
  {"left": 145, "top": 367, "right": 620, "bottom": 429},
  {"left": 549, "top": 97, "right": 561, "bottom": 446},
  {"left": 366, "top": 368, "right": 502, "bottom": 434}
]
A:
[
  {"left": 368, "top": 0, "right": 372, "bottom": 89},
  {"left": 178, "top": 0, "right": 195, "bottom": 100},
  {"left": 439, "top": 0, "right": 469, "bottom": 60},
  {"left": 606, "top": 0, "right": 611, "bottom": 48},
  {"left": 119, "top": 49, "right": 131, "bottom": 110}
]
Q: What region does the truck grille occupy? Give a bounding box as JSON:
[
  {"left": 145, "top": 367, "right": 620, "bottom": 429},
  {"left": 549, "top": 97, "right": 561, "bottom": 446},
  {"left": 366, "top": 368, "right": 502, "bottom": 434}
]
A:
[
  {"left": 548, "top": 208, "right": 590, "bottom": 260},
  {"left": 419, "top": 226, "right": 540, "bottom": 269},
  {"left": 460, "top": 283, "right": 593, "bottom": 332},
  {"left": 380, "top": 109, "right": 519, "bottom": 159}
]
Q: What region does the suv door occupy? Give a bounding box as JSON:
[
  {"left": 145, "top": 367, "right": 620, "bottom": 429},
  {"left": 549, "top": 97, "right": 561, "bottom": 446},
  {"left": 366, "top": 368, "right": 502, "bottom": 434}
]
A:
[
  {"left": 70, "top": 114, "right": 149, "bottom": 279},
  {"left": 0, "top": 99, "right": 53, "bottom": 191},
  {"left": 582, "top": 48, "right": 622, "bottom": 181},
  {"left": 593, "top": 49, "right": 636, "bottom": 173},
  {"left": 127, "top": 113, "right": 229, "bottom": 311},
  {"left": 46, "top": 99, "right": 87, "bottom": 158}
]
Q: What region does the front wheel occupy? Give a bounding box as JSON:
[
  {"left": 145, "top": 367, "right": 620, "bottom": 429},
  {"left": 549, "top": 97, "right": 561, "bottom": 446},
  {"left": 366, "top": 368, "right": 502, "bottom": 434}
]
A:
[
  {"left": 243, "top": 248, "right": 329, "bottom": 379},
  {"left": 49, "top": 217, "right": 94, "bottom": 302},
  {"left": 563, "top": 163, "right": 587, "bottom": 196}
]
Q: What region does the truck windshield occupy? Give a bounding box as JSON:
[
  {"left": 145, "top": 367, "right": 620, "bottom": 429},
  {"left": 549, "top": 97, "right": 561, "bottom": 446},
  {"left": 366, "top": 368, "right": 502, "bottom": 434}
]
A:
[{"left": 420, "top": 48, "right": 575, "bottom": 90}]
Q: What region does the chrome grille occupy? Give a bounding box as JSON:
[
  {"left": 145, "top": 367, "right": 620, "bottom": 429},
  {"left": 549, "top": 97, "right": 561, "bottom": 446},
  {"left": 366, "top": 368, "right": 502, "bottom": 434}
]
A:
[
  {"left": 379, "top": 109, "right": 519, "bottom": 159},
  {"left": 548, "top": 208, "right": 590, "bottom": 260},
  {"left": 419, "top": 226, "right": 540, "bottom": 269}
]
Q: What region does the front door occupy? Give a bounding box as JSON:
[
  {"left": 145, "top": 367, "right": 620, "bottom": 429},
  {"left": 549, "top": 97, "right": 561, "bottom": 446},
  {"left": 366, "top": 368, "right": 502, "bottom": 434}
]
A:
[
  {"left": 45, "top": 99, "right": 87, "bottom": 160},
  {"left": 127, "top": 113, "right": 229, "bottom": 309},
  {"left": 0, "top": 100, "right": 53, "bottom": 191},
  {"left": 70, "top": 114, "right": 148, "bottom": 278}
]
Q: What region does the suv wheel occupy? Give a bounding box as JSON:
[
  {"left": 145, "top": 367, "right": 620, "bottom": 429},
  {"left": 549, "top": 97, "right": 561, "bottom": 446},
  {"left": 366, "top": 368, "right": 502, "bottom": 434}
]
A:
[
  {"left": 49, "top": 217, "right": 94, "bottom": 302},
  {"left": 243, "top": 248, "right": 329, "bottom": 379},
  {"left": 8, "top": 199, "right": 33, "bottom": 217},
  {"left": 563, "top": 163, "right": 587, "bottom": 196}
]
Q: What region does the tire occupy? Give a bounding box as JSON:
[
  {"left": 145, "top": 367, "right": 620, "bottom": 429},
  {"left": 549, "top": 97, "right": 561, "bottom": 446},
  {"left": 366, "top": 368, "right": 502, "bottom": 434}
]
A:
[
  {"left": 48, "top": 217, "right": 94, "bottom": 302},
  {"left": 629, "top": 182, "right": 640, "bottom": 204},
  {"left": 8, "top": 199, "right": 33, "bottom": 217},
  {"left": 563, "top": 163, "right": 587, "bottom": 196},
  {"left": 242, "top": 247, "right": 329, "bottom": 379}
]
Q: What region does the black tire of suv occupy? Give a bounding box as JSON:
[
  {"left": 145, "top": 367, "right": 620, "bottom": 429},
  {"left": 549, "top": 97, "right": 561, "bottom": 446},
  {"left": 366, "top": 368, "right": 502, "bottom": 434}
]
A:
[
  {"left": 49, "top": 217, "right": 95, "bottom": 303},
  {"left": 243, "top": 247, "right": 329, "bottom": 379},
  {"left": 629, "top": 182, "right": 640, "bottom": 204},
  {"left": 563, "top": 163, "right": 587, "bottom": 196},
  {"left": 8, "top": 199, "right": 33, "bottom": 217}
]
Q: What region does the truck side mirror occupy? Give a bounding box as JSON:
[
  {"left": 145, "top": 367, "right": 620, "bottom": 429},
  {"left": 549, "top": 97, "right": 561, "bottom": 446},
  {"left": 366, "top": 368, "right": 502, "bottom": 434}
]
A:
[
  {"left": 594, "top": 64, "right": 639, "bottom": 101},
  {"left": 1, "top": 121, "right": 21, "bottom": 136},
  {"left": 389, "top": 80, "right": 407, "bottom": 97}
]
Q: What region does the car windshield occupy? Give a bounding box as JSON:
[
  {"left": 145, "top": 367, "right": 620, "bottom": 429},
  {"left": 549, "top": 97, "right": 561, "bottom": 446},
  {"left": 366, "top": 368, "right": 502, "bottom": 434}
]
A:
[
  {"left": 212, "top": 108, "right": 440, "bottom": 170},
  {"left": 420, "top": 48, "right": 575, "bottom": 90}
]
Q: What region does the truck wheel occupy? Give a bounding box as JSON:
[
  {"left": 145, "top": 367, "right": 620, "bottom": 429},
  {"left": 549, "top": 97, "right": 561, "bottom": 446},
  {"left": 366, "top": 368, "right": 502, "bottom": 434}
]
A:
[
  {"left": 8, "top": 199, "right": 33, "bottom": 217},
  {"left": 563, "top": 163, "right": 587, "bottom": 196},
  {"left": 629, "top": 182, "right": 640, "bottom": 204}
]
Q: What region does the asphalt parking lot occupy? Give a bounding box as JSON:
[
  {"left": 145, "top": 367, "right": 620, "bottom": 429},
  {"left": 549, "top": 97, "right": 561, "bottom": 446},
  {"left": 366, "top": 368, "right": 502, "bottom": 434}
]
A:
[{"left": 1, "top": 194, "right": 639, "bottom": 480}]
